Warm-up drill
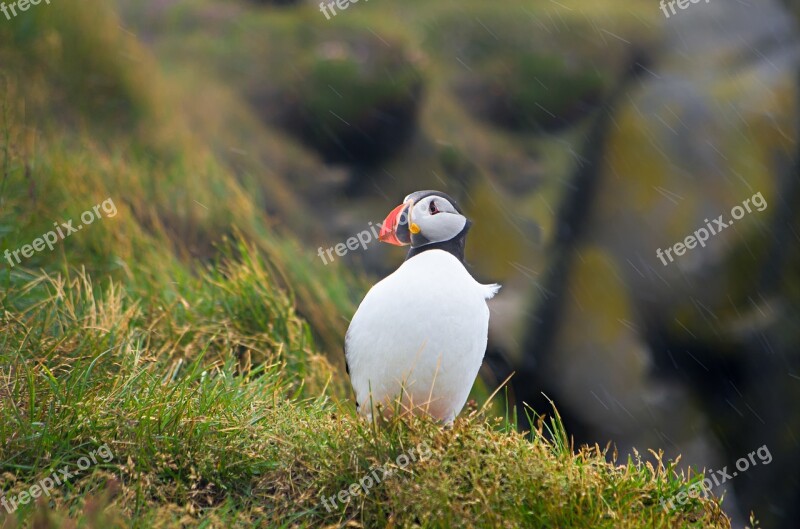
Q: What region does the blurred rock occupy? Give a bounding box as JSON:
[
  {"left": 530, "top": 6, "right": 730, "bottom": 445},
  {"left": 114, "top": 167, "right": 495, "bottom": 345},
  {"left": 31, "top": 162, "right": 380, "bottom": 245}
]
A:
[{"left": 521, "top": 1, "right": 800, "bottom": 527}]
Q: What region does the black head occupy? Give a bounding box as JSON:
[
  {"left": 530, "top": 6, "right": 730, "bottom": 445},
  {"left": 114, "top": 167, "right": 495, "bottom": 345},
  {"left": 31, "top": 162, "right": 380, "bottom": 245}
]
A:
[{"left": 378, "top": 190, "right": 471, "bottom": 262}]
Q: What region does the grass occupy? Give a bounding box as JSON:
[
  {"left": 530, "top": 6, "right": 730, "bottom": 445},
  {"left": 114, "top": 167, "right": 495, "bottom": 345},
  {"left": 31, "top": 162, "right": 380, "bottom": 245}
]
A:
[{"left": 0, "top": 248, "right": 731, "bottom": 528}]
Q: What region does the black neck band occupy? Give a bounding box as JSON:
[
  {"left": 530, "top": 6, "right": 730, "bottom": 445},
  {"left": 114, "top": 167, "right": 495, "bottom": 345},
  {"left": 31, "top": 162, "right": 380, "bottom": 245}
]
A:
[{"left": 405, "top": 221, "right": 471, "bottom": 263}]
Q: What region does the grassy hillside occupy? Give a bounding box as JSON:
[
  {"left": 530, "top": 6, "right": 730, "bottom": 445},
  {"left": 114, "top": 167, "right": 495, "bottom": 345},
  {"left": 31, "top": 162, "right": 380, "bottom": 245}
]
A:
[
  {"left": 0, "top": 1, "right": 735, "bottom": 527},
  {"left": 0, "top": 0, "right": 363, "bottom": 357},
  {"left": 0, "top": 254, "right": 731, "bottom": 528}
]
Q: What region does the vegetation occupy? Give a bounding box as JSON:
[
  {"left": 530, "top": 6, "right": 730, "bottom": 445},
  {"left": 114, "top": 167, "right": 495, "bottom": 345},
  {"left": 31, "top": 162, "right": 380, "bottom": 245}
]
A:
[{"left": 0, "top": 257, "right": 730, "bottom": 528}]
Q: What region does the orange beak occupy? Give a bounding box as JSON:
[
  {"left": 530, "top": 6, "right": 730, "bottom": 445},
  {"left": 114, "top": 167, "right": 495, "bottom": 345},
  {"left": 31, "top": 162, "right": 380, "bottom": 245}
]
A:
[{"left": 379, "top": 201, "right": 413, "bottom": 246}]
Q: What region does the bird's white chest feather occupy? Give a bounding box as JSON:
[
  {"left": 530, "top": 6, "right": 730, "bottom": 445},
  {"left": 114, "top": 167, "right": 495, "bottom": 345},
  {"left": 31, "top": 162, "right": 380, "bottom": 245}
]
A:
[{"left": 345, "top": 250, "right": 499, "bottom": 421}]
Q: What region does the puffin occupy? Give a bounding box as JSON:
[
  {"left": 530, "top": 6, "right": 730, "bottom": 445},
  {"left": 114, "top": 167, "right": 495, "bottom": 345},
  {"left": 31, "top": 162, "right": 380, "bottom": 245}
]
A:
[{"left": 344, "top": 190, "right": 500, "bottom": 423}]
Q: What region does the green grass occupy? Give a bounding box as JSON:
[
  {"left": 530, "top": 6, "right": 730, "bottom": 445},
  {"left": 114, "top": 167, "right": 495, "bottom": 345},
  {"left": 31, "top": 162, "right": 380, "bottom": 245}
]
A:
[{"left": 0, "top": 251, "right": 730, "bottom": 528}]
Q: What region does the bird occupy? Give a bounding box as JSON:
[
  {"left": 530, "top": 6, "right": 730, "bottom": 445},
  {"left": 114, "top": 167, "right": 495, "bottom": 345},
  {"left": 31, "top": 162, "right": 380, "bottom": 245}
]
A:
[{"left": 344, "top": 190, "right": 500, "bottom": 423}]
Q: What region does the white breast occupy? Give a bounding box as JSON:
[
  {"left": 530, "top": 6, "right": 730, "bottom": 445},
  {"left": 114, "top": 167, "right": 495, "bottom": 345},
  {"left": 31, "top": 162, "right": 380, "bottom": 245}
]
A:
[{"left": 345, "top": 250, "right": 499, "bottom": 422}]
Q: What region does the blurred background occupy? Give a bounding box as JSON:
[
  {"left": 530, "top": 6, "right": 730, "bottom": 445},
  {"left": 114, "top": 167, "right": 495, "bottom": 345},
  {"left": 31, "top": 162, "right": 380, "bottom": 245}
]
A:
[{"left": 1, "top": 0, "right": 799, "bottom": 526}]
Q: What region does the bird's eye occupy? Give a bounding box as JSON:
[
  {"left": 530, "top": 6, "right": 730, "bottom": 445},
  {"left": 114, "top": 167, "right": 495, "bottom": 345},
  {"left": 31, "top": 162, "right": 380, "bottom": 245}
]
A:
[{"left": 429, "top": 201, "right": 439, "bottom": 215}]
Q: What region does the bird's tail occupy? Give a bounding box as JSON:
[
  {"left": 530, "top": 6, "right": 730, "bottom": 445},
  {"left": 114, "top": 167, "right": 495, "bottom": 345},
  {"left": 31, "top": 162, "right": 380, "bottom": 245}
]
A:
[{"left": 482, "top": 283, "right": 502, "bottom": 300}]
